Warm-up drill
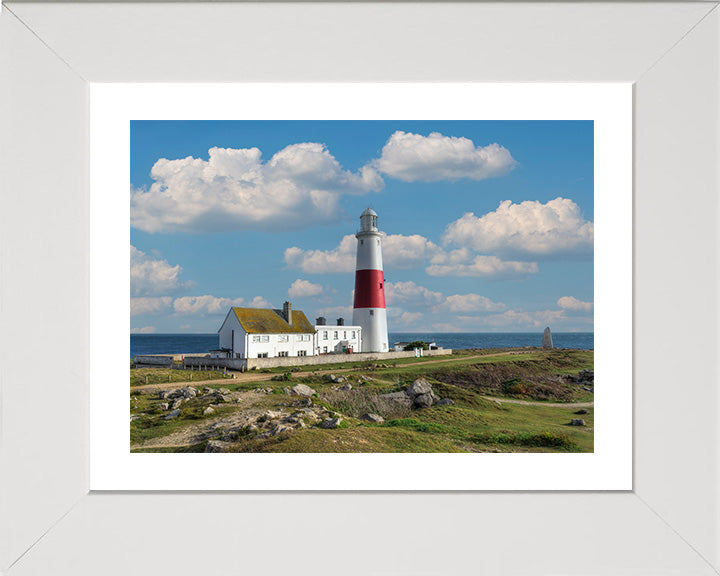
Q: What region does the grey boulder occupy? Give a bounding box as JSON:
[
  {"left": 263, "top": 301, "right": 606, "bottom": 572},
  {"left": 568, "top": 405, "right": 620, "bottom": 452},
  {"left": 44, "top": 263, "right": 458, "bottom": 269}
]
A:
[{"left": 291, "top": 384, "right": 316, "bottom": 397}]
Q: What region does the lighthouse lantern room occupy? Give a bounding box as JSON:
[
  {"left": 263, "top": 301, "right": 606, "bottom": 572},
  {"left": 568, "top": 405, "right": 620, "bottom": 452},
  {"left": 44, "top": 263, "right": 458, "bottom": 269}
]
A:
[{"left": 352, "top": 208, "right": 389, "bottom": 352}]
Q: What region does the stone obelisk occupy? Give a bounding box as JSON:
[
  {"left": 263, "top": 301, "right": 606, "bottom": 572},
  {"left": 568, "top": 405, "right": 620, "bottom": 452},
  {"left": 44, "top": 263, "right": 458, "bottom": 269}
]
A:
[{"left": 542, "top": 327, "right": 554, "bottom": 349}]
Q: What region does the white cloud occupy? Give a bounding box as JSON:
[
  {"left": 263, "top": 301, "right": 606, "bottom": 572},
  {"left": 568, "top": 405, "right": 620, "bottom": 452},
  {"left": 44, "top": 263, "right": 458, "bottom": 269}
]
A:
[
  {"left": 247, "top": 296, "right": 272, "bottom": 309},
  {"left": 557, "top": 296, "right": 593, "bottom": 312},
  {"left": 285, "top": 233, "right": 439, "bottom": 274},
  {"left": 131, "top": 143, "right": 383, "bottom": 234},
  {"left": 443, "top": 198, "right": 594, "bottom": 259},
  {"left": 375, "top": 131, "right": 516, "bottom": 182},
  {"left": 484, "top": 309, "right": 567, "bottom": 328},
  {"left": 394, "top": 311, "right": 424, "bottom": 326},
  {"left": 172, "top": 295, "right": 246, "bottom": 315},
  {"left": 130, "top": 246, "right": 183, "bottom": 296},
  {"left": 426, "top": 254, "right": 538, "bottom": 279},
  {"left": 131, "top": 296, "right": 173, "bottom": 316},
  {"left": 444, "top": 293, "right": 506, "bottom": 313},
  {"left": 384, "top": 234, "right": 440, "bottom": 269},
  {"left": 130, "top": 326, "right": 156, "bottom": 334},
  {"left": 288, "top": 279, "right": 323, "bottom": 298},
  {"left": 285, "top": 235, "right": 356, "bottom": 274},
  {"left": 385, "top": 281, "right": 443, "bottom": 307}
]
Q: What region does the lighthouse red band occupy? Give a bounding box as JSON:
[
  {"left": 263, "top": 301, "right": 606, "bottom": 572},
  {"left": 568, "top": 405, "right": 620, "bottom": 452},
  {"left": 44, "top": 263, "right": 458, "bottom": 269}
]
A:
[{"left": 353, "top": 269, "right": 386, "bottom": 309}]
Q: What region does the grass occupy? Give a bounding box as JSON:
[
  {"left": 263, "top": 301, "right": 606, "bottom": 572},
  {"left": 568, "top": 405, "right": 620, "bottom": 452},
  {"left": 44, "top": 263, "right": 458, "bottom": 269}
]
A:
[
  {"left": 130, "top": 348, "right": 594, "bottom": 453},
  {"left": 130, "top": 367, "right": 231, "bottom": 387}
]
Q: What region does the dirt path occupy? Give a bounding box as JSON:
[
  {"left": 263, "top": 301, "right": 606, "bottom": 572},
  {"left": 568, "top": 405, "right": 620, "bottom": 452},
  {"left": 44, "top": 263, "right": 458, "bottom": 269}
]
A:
[
  {"left": 133, "top": 390, "right": 270, "bottom": 450},
  {"left": 481, "top": 396, "right": 594, "bottom": 408},
  {"left": 132, "top": 351, "right": 527, "bottom": 392}
]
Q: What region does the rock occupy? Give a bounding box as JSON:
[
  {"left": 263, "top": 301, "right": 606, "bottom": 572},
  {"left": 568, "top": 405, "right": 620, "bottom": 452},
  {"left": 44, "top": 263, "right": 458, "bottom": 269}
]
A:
[
  {"left": 319, "top": 417, "right": 342, "bottom": 429},
  {"left": 413, "top": 393, "right": 435, "bottom": 409},
  {"left": 283, "top": 387, "right": 291, "bottom": 395},
  {"left": 575, "top": 408, "right": 589, "bottom": 415},
  {"left": 341, "top": 383, "right": 353, "bottom": 391},
  {"left": 157, "top": 402, "right": 170, "bottom": 411},
  {"left": 570, "top": 419, "right": 586, "bottom": 426},
  {"left": 582, "top": 387, "right": 594, "bottom": 393},
  {"left": 360, "top": 413, "right": 384, "bottom": 423},
  {"left": 437, "top": 398, "right": 455, "bottom": 406},
  {"left": 130, "top": 414, "right": 141, "bottom": 422},
  {"left": 291, "top": 367, "right": 302, "bottom": 372},
  {"left": 379, "top": 392, "right": 413, "bottom": 410},
  {"left": 158, "top": 390, "right": 169, "bottom": 400},
  {"left": 164, "top": 409, "right": 181, "bottom": 420},
  {"left": 542, "top": 327, "right": 553, "bottom": 349},
  {"left": 290, "top": 384, "right": 316, "bottom": 397},
  {"left": 203, "top": 387, "right": 216, "bottom": 393},
  {"left": 203, "top": 407, "right": 215, "bottom": 416},
  {"left": 271, "top": 424, "right": 292, "bottom": 436},
  {"left": 181, "top": 386, "right": 197, "bottom": 398},
  {"left": 258, "top": 410, "right": 284, "bottom": 422},
  {"left": 335, "top": 376, "right": 347, "bottom": 383},
  {"left": 219, "top": 388, "right": 231, "bottom": 395},
  {"left": 325, "top": 374, "right": 337, "bottom": 382},
  {"left": 167, "top": 389, "right": 183, "bottom": 399},
  {"left": 171, "top": 398, "right": 183, "bottom": 410},
  {"left": 292, "top": 397, "right": 313, "bottom": 407},
  {"left": 205, "top": 440, "right": 226, "bottom": 453},
  {"left": 407, "top": 378, "right": 433, "bottom": 398}
]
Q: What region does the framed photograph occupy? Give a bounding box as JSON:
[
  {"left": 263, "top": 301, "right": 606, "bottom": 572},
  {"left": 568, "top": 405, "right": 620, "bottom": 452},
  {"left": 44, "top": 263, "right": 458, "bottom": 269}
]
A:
[
  {"left": 90, "top": 83, "right": 630, "bottom": 491},
  {"left": 2, "top": 2, "right": 718, "bottom": 575}
]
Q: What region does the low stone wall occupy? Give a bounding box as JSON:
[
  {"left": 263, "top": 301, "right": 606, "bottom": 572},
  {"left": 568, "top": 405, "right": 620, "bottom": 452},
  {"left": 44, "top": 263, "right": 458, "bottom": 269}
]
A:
[
  {"left": 182, "top": 348, "right": 452, "bottom": 371},
  {"left": 133, "top": 355, "right": 174, "bottom": 366}
]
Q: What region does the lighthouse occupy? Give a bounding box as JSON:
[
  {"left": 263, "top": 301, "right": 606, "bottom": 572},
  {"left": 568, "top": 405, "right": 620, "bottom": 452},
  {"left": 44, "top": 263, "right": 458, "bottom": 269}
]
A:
[{"left": 352, "top": 208, "right": 389, "bottom": 352}]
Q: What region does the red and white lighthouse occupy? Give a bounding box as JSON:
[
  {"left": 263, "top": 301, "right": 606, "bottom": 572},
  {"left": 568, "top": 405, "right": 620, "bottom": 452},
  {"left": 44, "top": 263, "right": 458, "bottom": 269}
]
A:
[{"left": 352, "top": 208, "right": 389, "bottom": 352}]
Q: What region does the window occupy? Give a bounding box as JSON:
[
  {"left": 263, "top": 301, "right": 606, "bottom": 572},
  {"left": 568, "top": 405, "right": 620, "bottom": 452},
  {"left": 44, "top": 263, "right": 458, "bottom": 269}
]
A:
[
  {"left": 257, "top": 353, "right": 268, "bottom": 358},
  {"left": 278, "top": 335, "right": 289, "bottom": 343},
  {"left": 351, "top": 331, "right": 356, "bottom": 339},
  {"left": 261, "top": 335, "right": 269, "bottom": 343},
  {"left": 369, "top": 310, "right": 374, "bottom": 316},
  {"left": 379, "top": 282, "right": 383, "bottom": 289},
  {"left": 360, "top": 239, "right": 364, "bottom": 245},
  {"left": 323, "top": 346, "right": 328, "bottom": 353},
  {"left": 323, "top": 331, "right": 328, "bottom": 340},
  {"left": 298, "top": 350, "right": 307, "bottom": 357},
  {"left": 377, "top": 239, "right": 380, "bottom": 245},
  {"left": 252, "top": 335, "right": 261, "bottom": 343},
  {"left": 278, "top": 351, "right": 288, "bottom": 357},
  {"left": 334, "top": 331, "right": 338, "bottom": 339},
  {"left": 343, "top": 331, "right": 347, "bottom": 339},
  {"left": 296, "top": 334, "right": 311, "bottom": 342}
]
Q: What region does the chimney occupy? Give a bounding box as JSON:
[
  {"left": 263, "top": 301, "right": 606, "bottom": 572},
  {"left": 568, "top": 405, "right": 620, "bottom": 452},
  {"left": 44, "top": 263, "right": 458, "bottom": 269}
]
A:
[
  {"left": 337, "top": 317, "right": 345, "bottom": 326},
  {"left": 316, "top": 316, "right": 326, "bottom": 326},
  {"left": 283, "top": 301, "right": 293, "bottom": 325}
]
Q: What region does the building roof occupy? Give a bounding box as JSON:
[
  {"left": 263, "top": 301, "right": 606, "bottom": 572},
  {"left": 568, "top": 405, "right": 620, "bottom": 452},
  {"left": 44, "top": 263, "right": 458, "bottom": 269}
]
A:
[
  {"left": 361, "top": 207, "right": 377, "bottom": 217},
  {"left": 231, "top": 307, "right": 315, "bottom": 334}
]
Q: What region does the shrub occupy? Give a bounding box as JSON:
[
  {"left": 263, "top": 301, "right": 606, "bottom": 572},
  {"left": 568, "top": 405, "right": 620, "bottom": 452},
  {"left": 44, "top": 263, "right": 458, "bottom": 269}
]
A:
[
  {"left": 403, "top": 341, "right": 429, "bottom": 351},
  {"left": 471, "top": 431, "right": 577, "bottom": 449},
  {"left": 319, "top": 389, "right": 411, "bottom": 420}
]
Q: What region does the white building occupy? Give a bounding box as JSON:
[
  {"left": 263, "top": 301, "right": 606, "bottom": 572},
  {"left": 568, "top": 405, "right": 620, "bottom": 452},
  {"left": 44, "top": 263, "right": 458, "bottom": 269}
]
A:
[
  {"left": 314, "top": 317, "right": 362, "bottom": 355},
  {"left": 215, "top": 301, "right": 316, "bottom": 359}
]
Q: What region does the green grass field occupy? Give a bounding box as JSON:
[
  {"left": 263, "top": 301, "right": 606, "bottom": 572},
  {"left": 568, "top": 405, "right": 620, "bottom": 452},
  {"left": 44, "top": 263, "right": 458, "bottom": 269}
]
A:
[{"left": 130, "top": 348, "right": 594, "bottom": 453}]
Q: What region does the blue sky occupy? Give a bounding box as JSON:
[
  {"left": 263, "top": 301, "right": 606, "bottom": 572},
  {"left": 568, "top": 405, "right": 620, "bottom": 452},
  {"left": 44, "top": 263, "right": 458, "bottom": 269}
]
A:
[{"left": 130, "top": 121, "right": 594, "bottom": 334}]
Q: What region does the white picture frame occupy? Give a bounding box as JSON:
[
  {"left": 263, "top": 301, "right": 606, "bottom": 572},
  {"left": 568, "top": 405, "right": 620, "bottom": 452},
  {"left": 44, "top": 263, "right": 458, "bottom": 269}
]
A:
[
  {"left": 1, "top": 2, "right": 718, "bottom": 575},
  {"left": 90, "top": 82, "right": 631, "bottom": 491}
]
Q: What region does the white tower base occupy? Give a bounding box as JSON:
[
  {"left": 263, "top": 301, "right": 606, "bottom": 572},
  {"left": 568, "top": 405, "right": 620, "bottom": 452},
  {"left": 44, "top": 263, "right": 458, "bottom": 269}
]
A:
[{"left": 352, "top": 307, "right": 389, "bottom": 353}]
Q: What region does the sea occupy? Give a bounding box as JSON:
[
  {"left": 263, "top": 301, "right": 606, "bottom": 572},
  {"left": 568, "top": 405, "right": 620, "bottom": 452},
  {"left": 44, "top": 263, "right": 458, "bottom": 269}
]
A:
[{"left": 131, "top": 332, "right": 593, "bottom": 357}]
